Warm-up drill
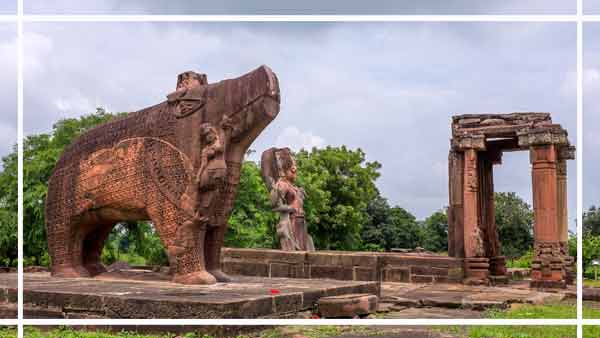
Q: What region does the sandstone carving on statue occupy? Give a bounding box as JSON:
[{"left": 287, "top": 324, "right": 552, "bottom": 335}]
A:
[
  {"left": 261, "top": 147, "right": 315, "bottom": 251},
  {"left": 45, "top": 65, "right": 280, "bottom": 285}
]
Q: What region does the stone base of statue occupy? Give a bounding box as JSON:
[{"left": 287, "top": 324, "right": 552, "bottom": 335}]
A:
[{"left": 13, "top": 271, "right": 378, "bottom": 319}]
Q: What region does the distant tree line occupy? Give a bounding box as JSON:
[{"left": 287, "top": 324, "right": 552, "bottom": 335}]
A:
[
  {"left": 583, "top": 206, "right": 600, "bottom": 278},
  {"left": 0, "top": 108, "right": 538, "bottom": 267}
]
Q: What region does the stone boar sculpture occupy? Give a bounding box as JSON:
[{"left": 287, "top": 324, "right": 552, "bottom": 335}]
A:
[{"left": 45, "top": 65, "right": 280, "bottom": 284}]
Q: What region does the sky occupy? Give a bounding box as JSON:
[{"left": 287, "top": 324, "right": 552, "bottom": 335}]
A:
[
  {"left": 0, "top": 23, "right": 16, "bottom": 164},
  {"left": 0, "top": 1, "right": 15, "bottom": 14},
  {"left": 23, "top": 0, "right": 575, "bottom": 15},
  {"left": 585, "top": 0, "right": 600, "bottom": 13},
  {"left": 584, "top": 23, "right": 600, "bottom": 210},
  {"left": 23, "top": 22, "right": 577, "bottom": 230}
]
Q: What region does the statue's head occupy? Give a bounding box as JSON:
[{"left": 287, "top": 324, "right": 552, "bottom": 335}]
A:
[
  {"left": 261, "top": 147, "right": 296, "bottom": 189},
  {"left": 176, "top": 71, "right": 208, "bottom": 91},
  {"left": 277, "top": 150, "right": 297, "bottom": 183},
  {"left": 200, "top": 123, "right": 218, "bottom": 145}
]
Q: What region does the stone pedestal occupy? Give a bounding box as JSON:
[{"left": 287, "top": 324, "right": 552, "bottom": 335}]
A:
[{"left": 464, "top": 257, "right": 490, "bottom": 285}]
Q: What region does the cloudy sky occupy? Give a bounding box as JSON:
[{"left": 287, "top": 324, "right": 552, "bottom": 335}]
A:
[
  {"left": 585, "top": 0, "right": 600, "bottom": 13},
  {"left": 0, "top": 1, "right": 15, "bottom": 14},
  {"left": 23, "top": 0, "right": 575, "bottom": 15},
  {"left": 23, "top": 22, "right": 577, "bottom": 230},
  {"left": 0, "top": 23, "right": 16, "bottom": 163},
  {"left": 584, "top": 23, "right": 600, "bottom": 210}
]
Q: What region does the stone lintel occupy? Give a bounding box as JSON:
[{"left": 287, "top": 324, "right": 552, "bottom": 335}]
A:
[{"left": 517, "top": 127, "right": 570, "bottom": 148}]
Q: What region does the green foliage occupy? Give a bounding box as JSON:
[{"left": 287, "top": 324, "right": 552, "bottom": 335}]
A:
[
  {"left": 295, "top": 146, "right": 381, "bottom": 250},
  {"left": 421, "top": 209, "right": 448, "bottom": 252},
  {"left": 361, "top": 196, "right": 422, "bottom": 251},
  {"left": 225, "top": 161, "right": 277, "bottom": 249},
  {"left": 0, "top": 147, "right": 17, "bottom": 266},
  {"left": 583, "top": 234, "right": 600, "bottom": 279},
  {"left": 506, "top": 248, "right": 533, "bottom": 268},
  {"left": 494, "top": 192, "right": 534, "bottom": 259},
  {"left": 585, "top": 206, "right": 600, "bottom": 236}
]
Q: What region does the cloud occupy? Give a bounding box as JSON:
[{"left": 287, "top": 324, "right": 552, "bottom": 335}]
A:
[
  {"left": 585, "top": 24, "right": 600, "bottom": 210},
  {"left": 24, "top": 0, "right": 575, "bottom": 14},
  {"left": 0, "top": 24, "right": 17, "bottom": 161},
  {"left": 23, "top": 22, "right": 576, "bottom": 228},
  {"left": 275, "top": 126, "right": 325, "bottom": 152}
]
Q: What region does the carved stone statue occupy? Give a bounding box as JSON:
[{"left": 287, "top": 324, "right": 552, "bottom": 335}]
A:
[
  {"left": 261, "top": 147, "right": 315, "bottom": 251},
  {"left": 45, "top": 65, "right": 280, "bottom": 285}
]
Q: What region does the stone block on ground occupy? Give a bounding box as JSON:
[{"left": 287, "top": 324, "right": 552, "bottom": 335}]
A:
[{"left": 317, "top": 293, "right": 378, "bottom": 318}]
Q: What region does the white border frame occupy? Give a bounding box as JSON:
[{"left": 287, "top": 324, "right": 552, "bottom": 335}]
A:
[{"left": 8, "top": 0, "right": 594, "bottom": 337}]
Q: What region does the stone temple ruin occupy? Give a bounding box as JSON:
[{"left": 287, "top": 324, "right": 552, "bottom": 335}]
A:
[{"left": 448, "top": 113, "right": 575, "bottom": 288}]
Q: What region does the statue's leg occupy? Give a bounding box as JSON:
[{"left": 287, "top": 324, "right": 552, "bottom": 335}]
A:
[
  {"left": 205, "top": 225, "right": 232, "bottom": 282},
  {"left": 170, "top": 221, "right": 216, "bottom": 285},
  {"left": 49, "top": 218, "right": 91, "bottom": 278},
  {"left": 81, "top": 222, "right": 114, "bottom": 276}
]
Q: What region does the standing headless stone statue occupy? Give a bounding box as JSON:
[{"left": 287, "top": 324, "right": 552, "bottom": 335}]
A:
[{"left": 261, "top": 148, "right": 315, "bottom": 251}]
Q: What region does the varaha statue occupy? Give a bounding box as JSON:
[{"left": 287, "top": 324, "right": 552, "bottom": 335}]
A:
[
  {"left": 261, "top": 147, "right": 315, "bottom": 251},
  {"left": 45, "top": 65, "right": 280, "bottom": 285}
]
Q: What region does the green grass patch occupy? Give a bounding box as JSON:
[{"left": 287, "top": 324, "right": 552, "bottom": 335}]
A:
[
  {"left": 484, "top": 303, "right": 575, "bottom": 319},
  {"left": 0, "top": 327, "right": 16, "bottom": 338},
  {"left": 584, "top": 301, "right": 600, "bottom": 319},
  {"left": 584, "top": 326, "right": 600, "bottom": 338},
  {"left": 584, "top": 279, "right": 600, "bottom": 288},
  {"left": 465, "top": 326, "right": 574, "bottom": 338}
]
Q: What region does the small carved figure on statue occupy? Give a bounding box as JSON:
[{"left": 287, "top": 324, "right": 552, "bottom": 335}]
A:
[{"left": 261, "top": 147, "right": 315, "bottom": 252}]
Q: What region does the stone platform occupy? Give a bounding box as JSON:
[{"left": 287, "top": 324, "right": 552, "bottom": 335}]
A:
[
  {"left": 0, "top": 273, "right": 17, "bottom": 318},
  {"left": 221, "top": 248, "right": 464, "bottom": 284},
  {"left": 378, "top": 280, "right": 575, "bottom": 318},
  {"left": 14, "top": 271, "right": 379, "bottom": 319}
]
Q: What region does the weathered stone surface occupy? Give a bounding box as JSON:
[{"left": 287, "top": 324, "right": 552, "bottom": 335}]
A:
[
  {"left": 378, "top": 280, "right": 572, "bottom": 316},
  {"left": 583, "top": 287, "right": 600, "bottom": 301},
  {"left": 317, "top": 293, "right": 378, "bottom": 318},
  {"left": 16, "top": 272, "right": 378, "bottom": 319},
  {"left": 45, "top": 66, "right": 280, "bottom": 285},
  {"left": 221, "top": 248, "right": 463, "bottom": 284}
]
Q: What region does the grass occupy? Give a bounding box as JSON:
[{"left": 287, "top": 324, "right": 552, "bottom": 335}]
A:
[
  {"left": 440, "top": 326, "right": 575, "bottom": 338},
  {"left": 0, "top": 327, "right": 16, "bottom": 338},
  {"left": 584, "top": 326, "right": 600, "bottom": 338},
  {"left": 585, "top": 279, "right": 600, "bottom": 288},
  {"left": 483, "top": 303, "right": 576, "bottom": 319},
  {"left": 584, "top": 301, "right": 600, "bottom": 318}
]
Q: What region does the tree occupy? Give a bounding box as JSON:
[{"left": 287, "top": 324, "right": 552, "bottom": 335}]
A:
[
  {"left": 494, "top": 192, "right": 534, "bottom": 259},
  {"left": 421, "top": 210, "right": 448, "bottom": 253},
  {"left": 584, "top": 206, "right": 600, "bottom": 236},
  {"left": 0, "top": 147, "right": 17, "bottom": 266},
  {"left": 295, "top": 146, "right": 381, "bottom": 250},
  {"left": 225, "top": 161, "right": 277, "bottom": 249},
  {"left": 362, "top": 195, "right": 422, "bottom": 251}
]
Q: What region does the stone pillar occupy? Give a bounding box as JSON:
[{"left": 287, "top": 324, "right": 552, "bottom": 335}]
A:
[
  {"left": 463, "top": 149, "right": 489, "bottom": 284},
  {"left": 557, "top": 159, "right": 575, "bottom": 284},
  {"left": 557, "top": 160, "right": 568, "bottom": 245},
  {"left": 530, "top": 144, "right": 565, "bottom": 288},
  {"left": 479, "top": 154, "right": 507, "bottom": 283},
  {"left": 448, "top": 150, "right": 464, "bottom": 258}
]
